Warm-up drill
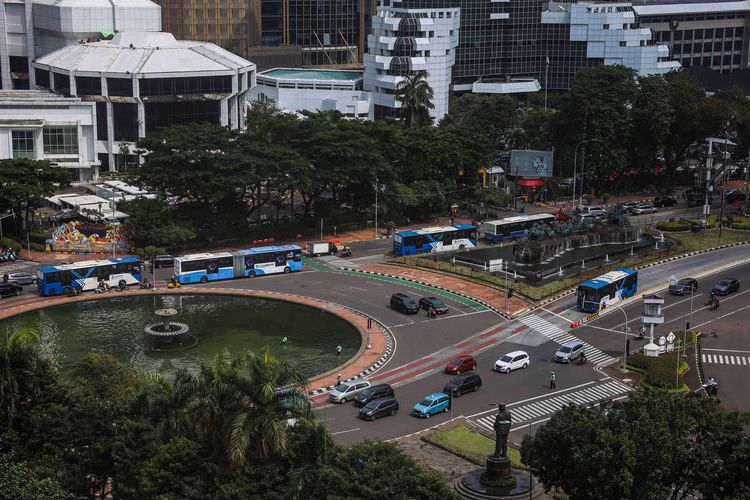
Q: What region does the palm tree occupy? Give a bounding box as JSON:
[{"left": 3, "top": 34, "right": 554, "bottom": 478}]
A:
[
  {"left": 227, "top": 349, "right": 312, "bottom": 464},
  {"left": 0, "top": 328, "right": 46, "bottom": 422},
  {"left": 134, "top": 369, "right": 201, "bottom": 439},
  {"left": 395, "top": 70, "right": 435, "bottom": 128}
]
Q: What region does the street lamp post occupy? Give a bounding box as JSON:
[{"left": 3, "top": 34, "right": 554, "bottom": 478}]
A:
[
  {"left": 617, "top": 304, "right": 629, "bottom": 371},
  {"left": 374, "top": 177, "right": 379, "bottom": 239}
]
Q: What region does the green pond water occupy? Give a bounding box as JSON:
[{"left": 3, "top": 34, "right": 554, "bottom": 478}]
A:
[{"left": 0, "top": 294, "right": 360, "bottom": 379}]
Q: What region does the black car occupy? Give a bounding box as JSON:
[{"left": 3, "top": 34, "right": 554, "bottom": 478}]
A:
[
  {"left": 358, "top": 397, "right": 399, "bottom": 421},
  {"left": 725, "top": 191, "right": 747, "bottom": 203},
  {"left": 354, "top": 384, "right": 395, "bottom": 407},
  {"left": 390, "top": 293, "right": 419, "bottom": 314},
  {"left": 418, "top": 297, "right": 449, "bottom": 314},
  {"left": 653, "top": 196, "right": 677, "bottom": 208},
  {"left": 0, "top": 283, "right": 22, "bottom": 298},
  {"left": 713, "top": 279, "right": 740, "bottom": 295},
  {"left": 443, "top": 373, "right": 482, "bottom": 397},
  {"left": 153, "top": 254, "right": 175, "bottom": 269},
  {"left": 669, "top": 278, "right": 698, "bottom": 296}
]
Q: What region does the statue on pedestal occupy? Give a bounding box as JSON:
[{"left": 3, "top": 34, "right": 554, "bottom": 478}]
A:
[{"left": 493, "top": 404, "right": 512, "bottom": 458}]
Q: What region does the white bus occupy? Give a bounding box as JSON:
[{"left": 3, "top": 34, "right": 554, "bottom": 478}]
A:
[{"left": 481, "top": 213, "right": 555, "bottom": 243}]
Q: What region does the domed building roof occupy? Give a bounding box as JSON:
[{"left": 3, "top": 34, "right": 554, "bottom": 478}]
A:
[{"left": 34, "top": 32, "right": 253, "bottom": 77}]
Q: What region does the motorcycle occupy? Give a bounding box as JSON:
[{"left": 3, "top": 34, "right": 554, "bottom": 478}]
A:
[
  {"left": 340, "top": 246, "right": 352, "bottom": 258},
  {"left": 139, "top": 280, "right": 153, "bottom": 290},
  {"left": 635, "top": 327, "right": 646, "bottom": 341},
  {"left": 167, "top": 277, "right": 181, "bottom": 289},
  {"left": 703, "top": 377, "right": 719, "bottom": 396},
  {"left": 575, "top": 353, "right": 587, "bottom": 366},
  {"left": 95, "top": 282, "right": 111, "bottom": 294}
]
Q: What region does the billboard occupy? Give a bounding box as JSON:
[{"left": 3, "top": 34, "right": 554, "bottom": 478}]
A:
[{"left": 509, "top": 150, "right": 554, "bottom": 178}]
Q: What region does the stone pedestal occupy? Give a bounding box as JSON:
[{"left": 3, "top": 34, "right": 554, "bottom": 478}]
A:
[{"left": 484, "top": 455, "right": 511, "bottom": 481}]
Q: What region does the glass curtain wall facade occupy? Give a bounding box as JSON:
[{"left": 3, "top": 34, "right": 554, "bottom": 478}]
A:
[{"left": 288, "top": 0, "right": 362, "bottom": 65}]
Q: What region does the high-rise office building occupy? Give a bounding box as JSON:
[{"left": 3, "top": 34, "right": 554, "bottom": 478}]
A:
[{"left": 155, "top": 0, "right": 366, "bottom": 69}]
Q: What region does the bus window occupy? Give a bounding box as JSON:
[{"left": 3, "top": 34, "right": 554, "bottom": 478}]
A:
[
  {"left": 46, "top": 271, "right": 61, "bottom": 283},
  {"left": 61, "top": 271, "right": 72, "bottom": 286},
  {"left": 443, "top": 231, "right": 454, "bottom": 245},
  {"left": 255, "top": 252, "right": 274, "bottom": 264},
  {"left": 244, "top": 256, "right": 255, "bottom": 269},
  {"left": 292, "top": 250, "right": 302, "bottom": 262},
  {"left": 75, "top": 267, "right": 94, "bottom": 279},
  {"left": 97, "top": 265, "right": 114, "bottom": 279},
  {"left": 275, "top": 252, "right": 286, "bottom": 265},
  {"left": 218, "top": 257, "right": 233, "bottom": 268}
]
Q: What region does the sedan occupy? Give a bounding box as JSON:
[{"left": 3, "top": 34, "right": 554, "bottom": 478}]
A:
[
  {"left": 6, "top": 271, "right": 37, "bottom": 285},
  {"left": 494, "top": 351, "right": 530, "bottom": 373},
  {"left": 629, "top": 204, "right": 657, "bottom": 215},
  {"left": 418, "top": 297, "right": 448, "bottom": 314},
  {"left": 713, "top": 279, "right": 740, "bottom": 295},
  {"left": 653, "top": 196, "right": 677, "bottom": 208},
  {"left": 444, "top": 355, "right": 477, "bottom": 375},
  {"left": 668, "top": 278, "right": 698, "bottom": 296},
  {"left": 0, "top": 283, "right": 22, "bottom": 298},
  {"left": 358, "top": 397, "right": 399, "bottom": 421}
]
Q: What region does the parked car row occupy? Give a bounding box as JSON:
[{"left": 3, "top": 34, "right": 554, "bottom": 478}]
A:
[{"left": 390, "top": 293, "right": 448, "bottom": 315}]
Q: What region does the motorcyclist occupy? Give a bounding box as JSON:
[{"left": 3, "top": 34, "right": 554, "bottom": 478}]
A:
[
  {"left": 636, "top": 326, "right": 646, "bottom": 340},
  {"left": 169, "top": 276, "right": 179, "bottom": 288},
  {"left": 140, "top": 277, "right": 151, "bottom": 289},
  {"left": 713, "top": 297, "right": 720, "bottom": 311}
]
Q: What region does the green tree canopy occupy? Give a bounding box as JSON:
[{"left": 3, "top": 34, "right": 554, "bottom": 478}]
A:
[
  {"left": 396, "top": 71, "right": 435, "bottom": 128},
  {"left": 522, "top": 389, "right": 750, "bottom": 499},
  {"left": 0, "top": 453, "right": 69, "bottom": 500},
  {"left": 0, "top": 158, "right": 71, "bottom": 229}
]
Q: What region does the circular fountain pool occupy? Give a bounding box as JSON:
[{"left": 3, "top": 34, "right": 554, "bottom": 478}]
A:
[{"left": 0, "top": 294, "right": 361, "bottom": 378}]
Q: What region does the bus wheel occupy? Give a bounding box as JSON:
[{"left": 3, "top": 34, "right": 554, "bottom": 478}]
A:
[
  {"left": 64, "top": 287, "right": 75, "bottom": 297},
  {"left": 248, "top": 271, "right": 256, "bottom": 278},
  {"left": 284, "top": 266, "right": 291, "bottom": 274},
  {"left": 200, "top": 276, "right": 208, "bottom": 283},
  {"left": 459, "top": 244, "right": 466, "bottom": 250},
  {"left": 118, "top": 280, "right": 127, "bottom": 290}
]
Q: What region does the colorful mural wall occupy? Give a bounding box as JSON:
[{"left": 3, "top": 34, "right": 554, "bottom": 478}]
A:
[{"left": 47, "top": 221, "right": 130, "bottom": 253}]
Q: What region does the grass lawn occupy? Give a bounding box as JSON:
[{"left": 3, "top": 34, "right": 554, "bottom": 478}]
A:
[
  {"left": 659, "top": 228, "right": 750, "bottom": 253},
  {"left": 424, "top": 425, "right": 525, "bottom": 469}
]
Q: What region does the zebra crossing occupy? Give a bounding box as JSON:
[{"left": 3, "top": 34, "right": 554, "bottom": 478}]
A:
[
  {"left": 517, "top": 314, "right": 614, "bottom": 365},
  {"left": 702, "top": 353, "right": 750, "bottom": 366},
  {"left": 473, "top": 380, "right": 632, "bottom": 429}
]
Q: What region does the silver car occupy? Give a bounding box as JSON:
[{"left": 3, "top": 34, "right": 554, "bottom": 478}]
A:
[
  {"left": 328, "top": 380, "right": 371, "bottom": 404},
  {"left": 554, "top": 341, "right": 585, "bottom": 363},
  {"left": 6, "top": 271, "right": 37, "bottom": 286},
  {"left": 630, "top": 204, "right": 657, "bottom": 215}
]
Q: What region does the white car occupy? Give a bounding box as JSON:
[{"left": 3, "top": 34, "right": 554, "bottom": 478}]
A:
[
  {"left": 328, "top": 380, "right": 371, "bottom": 404},
  {"left": 494, "top": 351, "right": 530, "bottom": 373},
  {"left": 579, "top": 206, "right": 607, "bottom": 216},
  {"left": 630, "top": 204, "right": 657, "bottom": 215}
]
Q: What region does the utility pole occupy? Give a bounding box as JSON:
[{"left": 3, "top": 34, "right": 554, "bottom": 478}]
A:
[
  {"left": 704, "top": 140, "right": 713, "bottom": 235},
  {"left": 374, "top": 177, "right": 378, "bottom": 239},
  {"left": 719, "top": 133, "right": 728, "bottom": 238},
  {"left": 745, "top": 149, "right": 750, "bottom": 211}
]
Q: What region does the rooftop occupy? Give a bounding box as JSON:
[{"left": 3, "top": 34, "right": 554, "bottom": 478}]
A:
[
  {"left": 0, "top": 90, "right": 83, "bottom": 103},
  {"left": 632, "top": 0, "right": 750, "bottom": 15},
  {"left": 34, "top": 32, "right": 254, "bottom": 76},
  {"left": 261, "top": 68, "right": 364, "bottom": 81}
]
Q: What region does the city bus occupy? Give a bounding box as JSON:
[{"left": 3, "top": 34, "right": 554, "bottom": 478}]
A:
[
  {"left": 576, "top": 268, "right": 638, "bottom": 313},
  {"left": 174, "top": 244, "right": 303, "bottom": 284},
  {"left": 392, "top": 225, "right": 478, "bottom": 256},
  {"left": 37, "top": 257, "right": 142, "bottom": 296},
  {"left": 481, "top": 213, "right": 555, "bottom": 244}
]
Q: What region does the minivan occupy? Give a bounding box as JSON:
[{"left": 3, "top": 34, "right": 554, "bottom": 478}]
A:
[
  {"left": 443, "top": 373, "right": 482, "bottom": 397},
  {"left": 358, "top": 397, "right": 399, "bottom": 421},
  {"left": 354, "top": 384, "right": 395, "bottom": 407},
  {"left": 328, "top": 380, "right": 371, "bottom": 404},
  {"left": 411, "top": 392, "right": 451, "bottom": 418},
  {"left": 554, "top": 341, "right": 585, "bottom": 363},
  {"left": 580, "top": 206, "right": 607, "bottom": 216},
  {"left": 390, "top": 293, "right": 419, "bottom": 314}
]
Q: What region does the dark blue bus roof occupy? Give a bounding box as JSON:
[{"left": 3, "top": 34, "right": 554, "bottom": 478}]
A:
[
  {"left": 579, "top": 268, "right": 637, "bottom": 290},
  {"left": 396, "top": 224, "right": 476, "bottom": 238},
  {"left": 235, "top": 244, "right": 302, "bottom": 255},
  {"left": 39, "top": 256, "right": 140, "bottom": 274}
]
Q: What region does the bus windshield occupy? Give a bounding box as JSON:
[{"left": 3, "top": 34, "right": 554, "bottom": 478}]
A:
[{"left": 578, "top": 286, "right": 597, "bottom": 303}]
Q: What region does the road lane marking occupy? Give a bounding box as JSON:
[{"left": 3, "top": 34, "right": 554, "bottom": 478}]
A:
[
  {"left": 331, "top": 428, "right": 361, "bottom": 435},
  {"left": 703, "top": 348, "right": 750, "bottom": 353},
  {"left": 466, "top": 380, "right": 597, "bottom": 419},
  {"left": 365, "top": 281, "right": 384, "bottom": 286}
]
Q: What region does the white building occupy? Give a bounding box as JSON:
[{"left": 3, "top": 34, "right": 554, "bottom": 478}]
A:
[
  {"left": 33, "top": 32, "right": 256, "bottom": 171},
  {"left": 250, "top": 68, "right": 370, "bottom": 119},
  {"left": 0, "top": 90, "right": 99, "bottom": 181},
  {"left": 541, "top": 2, "right": 680, "bottom": 78},
  {"left": 0, "top": 0, "right": 161, "bottom": 90},
  {"left": 364, "top": 3, "right": 461, "bottom": 122}
]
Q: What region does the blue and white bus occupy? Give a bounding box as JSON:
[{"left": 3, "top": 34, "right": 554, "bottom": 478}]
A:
[
  {"left": 481, "top": 213, "right": 555, "bottom": 244},
  {"left": 576, "top": 268, "right": 638, "bottom": 313},
  {"left": 37, "top": 257, "right": 142, "bottom": 296},
  {"left": 174, "top": 244, "right": 303, "bottom": 284},
  {"left": 393, "top": 225, "right": 478, "bottom": 256}
]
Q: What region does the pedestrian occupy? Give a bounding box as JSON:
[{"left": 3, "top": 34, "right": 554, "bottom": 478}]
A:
[
  {"left": 549, "top": 371, "right": 556, "bottom": 389},
  {"left": 337, "top": 374, "right": 342, "bottom": 386},
  {"left": 281, "top": 336, "right": 288, "bottom": 345},
  {"left": 336, "top": 345, "right": 342, "bottom": 356},
  {"left": 1, "top": 273, "right": 7, "bottom": 283}
]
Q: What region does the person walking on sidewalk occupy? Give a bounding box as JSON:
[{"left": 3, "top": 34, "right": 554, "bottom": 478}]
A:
[{"left": 549, "top": 371, "right": 556, "bottom": 389}]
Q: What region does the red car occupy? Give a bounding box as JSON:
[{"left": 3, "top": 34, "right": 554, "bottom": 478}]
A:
[{"left": 444, "top": 355, "right": 477, "bottom": 374}]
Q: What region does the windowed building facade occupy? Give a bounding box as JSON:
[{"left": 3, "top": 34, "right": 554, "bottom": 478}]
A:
[
  {"left": 0, "top": 90, "right": 99, "bottom": 181},
  {"left": 156, "top": 0, "right": 367, "bottom": 69},
  {"left": 634, "top": 0, "right": 750, "bottom": 74},
  {"left": 33, "top": 32, "right": 256, "bottom": 172}
]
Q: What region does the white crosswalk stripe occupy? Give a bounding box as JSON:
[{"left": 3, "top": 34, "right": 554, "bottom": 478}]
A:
[
  {"left": 473, "top": 380, "right": 631, "bottom": 429},
  {"left": 517, "top": 314, "right": 614, "bottom": 365},
  {"left": 702, "top": 353, "right": 750, "bottom": 366}
]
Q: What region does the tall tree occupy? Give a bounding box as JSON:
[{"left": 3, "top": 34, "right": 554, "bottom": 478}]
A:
[
  {"left": 440, "top": 94, "right": 517, "bottom": 149},
  {"left": 395, "top": 71, "right": 435, "bottom": 128},
  {"left": 0, "top": 159, "right": 71, "bottom": 230},
  {"left": 522, "top": 389, "right": 750, "bottom": 499},
  {"left": 0, "top": 453, "right": 69, "bottom": 500}
]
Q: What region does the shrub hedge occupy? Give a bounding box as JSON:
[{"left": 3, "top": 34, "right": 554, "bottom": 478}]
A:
[
  {"left": 731, "top": 221, "right": 750, "bottom": 230},
  {"left": 655, "top": 221, "right": 690, "bottom": 232}
]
